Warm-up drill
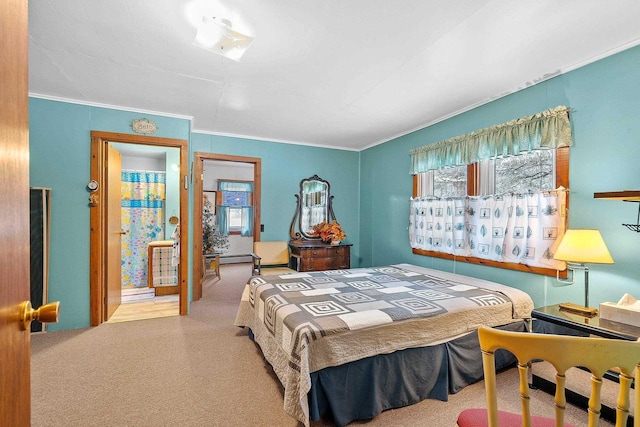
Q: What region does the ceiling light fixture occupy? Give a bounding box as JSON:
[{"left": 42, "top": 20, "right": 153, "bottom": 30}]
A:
[{"left": 192, "top": 16, "right": 254, "bottom": 61}]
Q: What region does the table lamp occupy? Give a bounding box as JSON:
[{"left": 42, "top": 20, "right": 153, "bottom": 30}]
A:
[{"left": 553, "top": 229, "right": 614, "bottom": 316}]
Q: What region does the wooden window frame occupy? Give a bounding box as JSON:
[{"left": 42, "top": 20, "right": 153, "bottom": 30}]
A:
[{"left": 412, "top": 147, "right": 569, "bottom": 277}]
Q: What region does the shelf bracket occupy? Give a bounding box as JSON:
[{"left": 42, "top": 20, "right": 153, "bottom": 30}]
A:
[
  {"left": 593, "top": 191, "right": 640, "bottom": 232},
  {"left": 623, "top": 203, "right": 640, "bottom": 232}
]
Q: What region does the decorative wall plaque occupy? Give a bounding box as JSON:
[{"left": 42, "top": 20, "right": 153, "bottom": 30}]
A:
[{"left": 131, "top": 118, "right": 158, "bottom": 134}]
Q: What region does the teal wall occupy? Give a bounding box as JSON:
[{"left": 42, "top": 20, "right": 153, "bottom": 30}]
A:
[
  {"left": 29, "top": 99, "right": 191, "bottom": 330},
  {"left": 360, "top": 45, "right": 640, "bottom": 309},
  {"left": 30, "top": 45, "right": 640, "bottom": 331},
  {"left": 29, "top": 99, "right": 360, "bottom": 330},
  {"left": 190, "top": 134, "right": 361, "bottom": 263}
]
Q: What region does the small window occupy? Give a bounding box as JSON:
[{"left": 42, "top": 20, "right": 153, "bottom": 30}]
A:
[
  {"left": 222, "top": 191, "right": 250, "bottom": 231},
  {"left": 217, "top": 180, "right": 254, "bottom": 236}
]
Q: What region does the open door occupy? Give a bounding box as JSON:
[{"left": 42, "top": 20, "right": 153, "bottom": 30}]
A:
[
  {"left": 105, "top": 144, "right": 122, "bottom": 320},
  {"left": 0, "top": 0, "right": 31, "bottom": 423}
]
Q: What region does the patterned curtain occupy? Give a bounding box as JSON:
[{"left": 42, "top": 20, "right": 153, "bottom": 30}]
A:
[
  {"left": 410, "top": 189, "right": 567, "bottom": 270},
  {"left": 121, "top": 171, "right": 165, "bottom": 288},
  {"left": 409, "top": 197, "right": 467, "bottom": 256}
]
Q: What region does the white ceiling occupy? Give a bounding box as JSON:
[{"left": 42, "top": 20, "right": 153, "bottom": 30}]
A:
[{"left": 28, "top": 0, "right": 640, "bottom": 151}]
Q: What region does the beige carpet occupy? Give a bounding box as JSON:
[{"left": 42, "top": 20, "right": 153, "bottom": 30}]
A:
[{"left": 31, "top": 263, "right": 610, "bottom": 426}]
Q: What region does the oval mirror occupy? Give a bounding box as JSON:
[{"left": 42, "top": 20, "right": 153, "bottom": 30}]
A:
[{"left": 290, "top": 175, "right": 335, "bottom": 240}]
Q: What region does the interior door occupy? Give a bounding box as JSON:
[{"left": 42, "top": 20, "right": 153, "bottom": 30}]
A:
[
  {"left": 0, "top": 0, "right": 31, "bottom": 424},
  {"left": 105, "top": 144, "right": 123, "bottom": 319}
]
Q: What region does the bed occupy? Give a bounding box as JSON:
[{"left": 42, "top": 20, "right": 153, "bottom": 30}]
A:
[{"left": 234, "top": 263, "right": 533, "bottom": 426}]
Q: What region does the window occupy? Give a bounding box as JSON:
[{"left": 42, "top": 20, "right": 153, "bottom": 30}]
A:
[
  {"left": 411, "top": 149, "right": 568, "bottom": 276},
  {"left": 222, "top": 190, "right": 251, "bottom": 231},
  {"left": 217, "top": 180, "right": 254, "bottom": 236},
  {"left": 409, "top": 106, "right": 572, "bottom": 277},
  {"left": 418, "top": 149, "right": 561, "bottom": 199}
]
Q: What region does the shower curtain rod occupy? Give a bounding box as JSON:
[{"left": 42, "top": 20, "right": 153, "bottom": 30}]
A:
[{"left": 121, "top": 168, "right": 166, "bottom": 173}]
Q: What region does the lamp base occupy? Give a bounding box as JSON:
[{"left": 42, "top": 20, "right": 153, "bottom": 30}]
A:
[{"left": 558, "top": 302, "right": 598, "bottom": 318}]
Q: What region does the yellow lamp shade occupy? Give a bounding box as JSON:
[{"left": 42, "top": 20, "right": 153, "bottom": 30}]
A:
[{"left": 554, "top": 229, "right": 614, "bottom": 264}]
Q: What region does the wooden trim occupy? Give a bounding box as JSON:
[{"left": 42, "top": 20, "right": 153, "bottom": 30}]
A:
[
  {"left": 192, "top": 152, "right": 262, "bottom": 300},
  {"left": 555, "top": 147, "right": 570, "bottom": 190},
  {"left": 556, "top": 146, "right": 570, "bottom": 222},
  {"left": 89, "top": 136, "right": 104, "bottom": 325},
  {"left": 411, "top": 248, "right": 567, "bottom": 278},
  {"left": 467, "top": 163, "right": 479, "bottom": 196},
  {"left": 412, "top": 174, "right": 418, "bottom": 197},
  {"left": 89, "top": 131, "right": 189, "bottom": 325},
  {"left": 193, "top": 158, "right": 204, "bottom": 301}
]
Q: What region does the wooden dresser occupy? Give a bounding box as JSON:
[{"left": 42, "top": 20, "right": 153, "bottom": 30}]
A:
[{"left": 289, "top": 240, "right": 351, "bottom": 272}]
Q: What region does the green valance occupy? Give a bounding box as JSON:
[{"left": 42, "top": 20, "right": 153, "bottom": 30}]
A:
[{"left": 409, "top": 106, "right": 572, "bottom": 174}]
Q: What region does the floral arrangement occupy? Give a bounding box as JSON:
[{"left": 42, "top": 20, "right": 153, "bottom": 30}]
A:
[{"left": 312, "top": 220, "right": 346, "bottom": 243}]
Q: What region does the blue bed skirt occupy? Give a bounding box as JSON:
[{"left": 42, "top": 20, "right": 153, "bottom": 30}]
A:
[{"left": 307, "top": 320, "right": 527, "bottom": 426}]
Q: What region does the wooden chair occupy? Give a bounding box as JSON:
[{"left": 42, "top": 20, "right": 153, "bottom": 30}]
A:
[
  {"left": 251, "top": 241, "right": 297, "bottom": 276},
  {"left": 457, "top": 325, "right": 640, "bottom": 427}
]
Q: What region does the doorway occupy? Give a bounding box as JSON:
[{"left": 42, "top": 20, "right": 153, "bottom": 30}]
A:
[
  {"left": 192, "top": 152, "right": 261, "bottom": 300},
  {"left": 109, "top": 144, "right": 180, "bottom": 322},
  {"left": 89, "top": 131, "right": 189, "bottom": 326}
]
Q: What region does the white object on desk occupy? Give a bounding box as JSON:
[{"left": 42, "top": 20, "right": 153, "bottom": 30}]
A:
[{"left": 600, "top": 293, "right": 640, "bottom": 327}]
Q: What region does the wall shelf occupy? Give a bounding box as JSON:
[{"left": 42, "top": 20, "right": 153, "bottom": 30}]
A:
[
  {"left": 594, "top": 190, "right": 640, "bottom": 202},
  {"left": 594, "top": 190, "right": 640, "bottom": 232}
]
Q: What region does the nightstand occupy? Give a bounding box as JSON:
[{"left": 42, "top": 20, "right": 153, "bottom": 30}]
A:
[{"left": 532, "top": 303, "right": 640, "bottom": 341}]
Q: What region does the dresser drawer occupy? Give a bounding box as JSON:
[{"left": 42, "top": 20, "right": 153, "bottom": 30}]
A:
[
  {"left": 304, "top": 248, "right": 329, "bottom": 258},
  {"left": 298, "top": 257, "right": 336, "bottom": 272},
  {"left": 306, "top": 257, "right": 338, "bottom": 271},
  {"left": 289, "top": 242, "right": 352, "bottom": 272}
]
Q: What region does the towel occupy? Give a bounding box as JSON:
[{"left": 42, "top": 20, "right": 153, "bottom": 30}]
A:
[{"left": 152, "top": 246, "right": 178, "bottom": 287}]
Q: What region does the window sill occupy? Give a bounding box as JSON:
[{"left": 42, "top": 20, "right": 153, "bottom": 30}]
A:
[{"left": 412, "top": 248, "right": 567, "bottom": 278}]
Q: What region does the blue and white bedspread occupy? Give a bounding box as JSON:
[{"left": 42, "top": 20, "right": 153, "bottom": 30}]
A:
[{"left": 234, "top": 263, "right": 533, "bottom": 426}]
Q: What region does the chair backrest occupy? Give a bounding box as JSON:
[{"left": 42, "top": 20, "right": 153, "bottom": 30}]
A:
[
  {"left": 253, "top": 241, "right": 289, "bottom": 266},
  {"left": 478, "top": 325, "right": 640, "bottom": 427}
]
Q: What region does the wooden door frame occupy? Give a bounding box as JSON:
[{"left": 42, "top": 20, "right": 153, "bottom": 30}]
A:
[
  {"left": 192, "top": 153, "right": 261, "bottom": 300},
  {"left": 90, "top": 131, "right": 189, "bottom": 326}
]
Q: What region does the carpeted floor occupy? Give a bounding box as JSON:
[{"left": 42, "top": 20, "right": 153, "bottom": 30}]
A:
[{"left": 31, "top": 263, "right": 610, "bottom": 426}]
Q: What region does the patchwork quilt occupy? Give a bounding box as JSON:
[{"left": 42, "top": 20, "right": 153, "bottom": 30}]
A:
[{"left": 234, "top": 263, "right": 533, "bottom": 426}]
